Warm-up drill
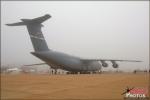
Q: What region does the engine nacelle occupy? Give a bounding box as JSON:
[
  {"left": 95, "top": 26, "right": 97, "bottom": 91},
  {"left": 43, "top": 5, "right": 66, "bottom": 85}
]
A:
[
  {"left": 112, "top": 63, "right": 118, "bottom": 68},
  {"left": 111, "top": 61, "right": 119, "bottom": 68},
  {"left": 101, "top": 61, "right": 108, "bottom": 67}
]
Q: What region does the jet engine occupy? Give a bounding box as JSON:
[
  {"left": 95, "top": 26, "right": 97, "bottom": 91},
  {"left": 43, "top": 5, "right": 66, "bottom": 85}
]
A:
[
  {"left": 111, "top": 61, "right": 119, "bottom": 68},
  {"left": 101, "top": 61, "right": 108, "bottom": 67}
]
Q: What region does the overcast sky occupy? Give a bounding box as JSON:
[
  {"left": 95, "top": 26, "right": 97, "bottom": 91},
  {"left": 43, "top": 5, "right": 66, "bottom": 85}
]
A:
[{"left": 1, "top": 1, "right": 149, "bottom": 71}]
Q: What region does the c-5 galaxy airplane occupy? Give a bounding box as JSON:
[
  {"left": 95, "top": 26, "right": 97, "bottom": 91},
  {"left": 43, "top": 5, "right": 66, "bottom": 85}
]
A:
[{"left": 6, "top": 14, "right": 141, "bottom": 74}]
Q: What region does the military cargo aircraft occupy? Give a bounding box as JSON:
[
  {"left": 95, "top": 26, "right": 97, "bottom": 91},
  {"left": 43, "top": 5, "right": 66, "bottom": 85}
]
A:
[{"left": 6, "top": 14, "right": 141, "bottom": 74}]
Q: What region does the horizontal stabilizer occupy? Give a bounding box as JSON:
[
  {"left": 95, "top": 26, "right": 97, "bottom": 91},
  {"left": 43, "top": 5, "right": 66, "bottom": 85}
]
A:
[
  {"left": 6, "top": 14, "right": 51, "bottom": 26},
  {"left": 6, "top": 22, "right": 26, "bottom": 26},
  {"left": 31, "top": 14, "right": 51, "bottom": 24}
]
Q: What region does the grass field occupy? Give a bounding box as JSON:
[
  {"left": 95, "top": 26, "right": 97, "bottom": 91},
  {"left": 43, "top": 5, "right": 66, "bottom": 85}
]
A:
[{"left": 1, "top": 73, "right": 149, "bottom": 100}]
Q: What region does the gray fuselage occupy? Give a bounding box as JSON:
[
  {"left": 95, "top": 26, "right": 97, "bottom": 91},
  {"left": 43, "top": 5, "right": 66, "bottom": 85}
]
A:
[{"left": 31, "top": 50, "right": 101, "bottom": 72}]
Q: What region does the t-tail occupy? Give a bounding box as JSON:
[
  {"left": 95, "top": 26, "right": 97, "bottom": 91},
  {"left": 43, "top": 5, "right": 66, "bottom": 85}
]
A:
[{"left": 6, "top": 14, "right": 51, "bottom": 52}]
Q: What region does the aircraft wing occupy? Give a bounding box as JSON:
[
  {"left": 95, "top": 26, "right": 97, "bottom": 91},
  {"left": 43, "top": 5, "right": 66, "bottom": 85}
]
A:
[
  {"left": 81, "top": 59, "right": 141, "bottom": 68},
  {"left": 81, "top": 59, "right": 142, "bottom": 62},
  {"left": 23, "top": 63, "right": 47, "bottom": 66}
]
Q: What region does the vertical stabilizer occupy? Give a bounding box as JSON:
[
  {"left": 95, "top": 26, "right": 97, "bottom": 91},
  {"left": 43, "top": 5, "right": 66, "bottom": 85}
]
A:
[{"left": 6, "top": 14, "right": 51, "bottom": 52}]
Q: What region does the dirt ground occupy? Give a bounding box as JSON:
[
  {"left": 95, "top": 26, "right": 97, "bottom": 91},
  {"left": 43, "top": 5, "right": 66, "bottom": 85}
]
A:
[{"left": 1, "top": 73, "right": 149, "bottom": 100}]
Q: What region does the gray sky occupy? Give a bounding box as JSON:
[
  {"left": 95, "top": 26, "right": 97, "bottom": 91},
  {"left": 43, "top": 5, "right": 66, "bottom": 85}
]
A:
[{"left": 1, "top": 1, "right": 149, "bottom": 71}]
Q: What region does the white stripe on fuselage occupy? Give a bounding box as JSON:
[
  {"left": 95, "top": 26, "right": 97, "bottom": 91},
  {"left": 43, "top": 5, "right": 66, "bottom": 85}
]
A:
[{"left": 30, "top": 35, "right": 45, "bottom": 40}]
